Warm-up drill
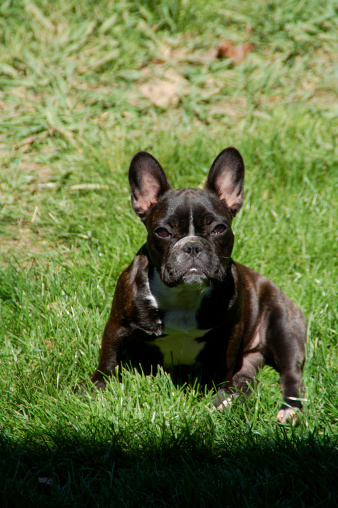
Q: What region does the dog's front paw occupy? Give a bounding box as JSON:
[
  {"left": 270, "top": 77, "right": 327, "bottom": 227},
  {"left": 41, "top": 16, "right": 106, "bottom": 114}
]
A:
[
  {"left": 73, "top": 382, "right": 101, "bottom": 396},
  {"left": 216, "top": 396, "right": 233, "bottom": 411},
  {"left": 90, "top": 370, "right": 109, "bottom": 390},
  {"left": 92, "top": 379, "right": 107, "bottom": 390},
  {"left": 212, "top": 389, "right": 238, "bottom": 412},
  {"left": 277, "top": 407, "right": 300, "bottom": 424},
  {"left": 74, "top": 376, "right": 107, "bottom": 396}
]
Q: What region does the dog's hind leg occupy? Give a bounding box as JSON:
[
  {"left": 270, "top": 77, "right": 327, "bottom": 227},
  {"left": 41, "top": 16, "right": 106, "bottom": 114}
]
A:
[
  {"left": 277, "top": 360, "right": 305, "bottom": 423},
  {"left": 264, "top": 302, "right": 307, "bottom": 423}
]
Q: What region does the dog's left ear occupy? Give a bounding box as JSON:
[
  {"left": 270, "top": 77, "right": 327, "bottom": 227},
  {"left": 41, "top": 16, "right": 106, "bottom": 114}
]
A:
[{"left": 205, "top": 147, "right": 245, "bottom": 216}]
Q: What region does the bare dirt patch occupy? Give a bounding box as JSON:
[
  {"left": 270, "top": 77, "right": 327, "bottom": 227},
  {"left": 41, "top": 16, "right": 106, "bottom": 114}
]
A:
[
  {"left": 0, "top": 226, "right": 47, "bottom": 264},
  {"left": 139, "top": 68, "right": 188, "bottom": 107}
]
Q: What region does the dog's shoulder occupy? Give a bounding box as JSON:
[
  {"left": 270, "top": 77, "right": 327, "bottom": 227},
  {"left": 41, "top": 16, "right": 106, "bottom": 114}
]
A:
[
  {"left": 235, "top": 262, "right": 306, "bottom": 328},
  {"left": 112, "top": 244, "right": 152, "bottom": 311},
  {"left": 116, "top": 244, "right": 150, "bottom": 287}
]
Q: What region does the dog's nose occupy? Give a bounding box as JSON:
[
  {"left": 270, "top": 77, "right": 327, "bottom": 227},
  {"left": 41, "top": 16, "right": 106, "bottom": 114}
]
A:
[{"left": 183, "top": 241, "right": 203, "bottom": 257}]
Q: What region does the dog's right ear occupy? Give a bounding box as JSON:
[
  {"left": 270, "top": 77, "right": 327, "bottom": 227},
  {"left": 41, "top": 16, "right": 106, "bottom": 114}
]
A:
[{"left": 128, "top": 151, "right": 171, "bottom": 220}]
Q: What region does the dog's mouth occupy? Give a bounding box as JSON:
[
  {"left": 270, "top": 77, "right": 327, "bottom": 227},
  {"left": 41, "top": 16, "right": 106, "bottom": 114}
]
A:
[
  {"left": 161, "top": 264, "right": 208, "bottom": 287},
  {"left": 180, "top": 266, "right": 209, "bottom": 285},
  {"left": 185, "top": 267, "right": 204, "bottom": 275},
  {"left": 162, "top": 255, "right": 227, "bottom": 287}
]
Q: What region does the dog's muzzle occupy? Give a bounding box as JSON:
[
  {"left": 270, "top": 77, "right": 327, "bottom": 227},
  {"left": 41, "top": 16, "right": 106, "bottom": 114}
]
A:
[
  {"left": 162, "top": 235, "right": 217, "bottom": 286},
  {"left": 173, "top": 236, "right": 205, "bottom": 256}
]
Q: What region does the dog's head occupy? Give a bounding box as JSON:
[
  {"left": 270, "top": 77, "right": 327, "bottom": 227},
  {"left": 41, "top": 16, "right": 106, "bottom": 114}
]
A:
[{"left": 128, "top": 148, "right": 245, "bottom": 287}]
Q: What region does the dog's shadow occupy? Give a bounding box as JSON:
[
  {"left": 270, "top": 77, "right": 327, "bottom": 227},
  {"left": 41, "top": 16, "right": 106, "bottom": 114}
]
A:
[{"left": 1, "top": 419, "right": 336, "bottom": 506}]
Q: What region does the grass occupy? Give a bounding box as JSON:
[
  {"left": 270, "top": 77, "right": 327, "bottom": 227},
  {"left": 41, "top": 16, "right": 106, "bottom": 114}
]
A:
[{"left": 0, "top": 0, "right": 337, "bottom": 506}]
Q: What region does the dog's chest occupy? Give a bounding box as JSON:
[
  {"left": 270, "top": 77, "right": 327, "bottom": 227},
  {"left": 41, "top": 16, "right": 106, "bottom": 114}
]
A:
[
  {"left": 147, "top": 272, "right": 211, "bottom": 367},
  {"left": 154, "top": 312, "right": 207, "bottom": 368}
]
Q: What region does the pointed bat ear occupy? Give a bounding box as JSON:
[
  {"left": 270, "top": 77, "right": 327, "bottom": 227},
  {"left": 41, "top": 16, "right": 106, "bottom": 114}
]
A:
[
  {"left": 205, "top": 147, "right": 245, "bottom": 216},
  {"left": 128, "top": 151, "right": 171, "bottom": 220}
]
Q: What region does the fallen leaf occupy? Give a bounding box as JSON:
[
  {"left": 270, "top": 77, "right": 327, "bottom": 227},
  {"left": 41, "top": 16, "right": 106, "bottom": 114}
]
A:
[
  {"left": 216, "top": 41, "right": 254, "bottom": 64},
  {"left": 151, "top": 58, "right": 166, "bottom": 65},
  {"left": 216, "top": 41, "right": 234, "bottom": 59}
]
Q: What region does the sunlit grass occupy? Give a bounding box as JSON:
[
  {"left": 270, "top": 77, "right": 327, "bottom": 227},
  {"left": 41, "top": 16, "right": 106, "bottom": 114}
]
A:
[{"left": 0, "top": 0, "right": 337, "bottom": 505}]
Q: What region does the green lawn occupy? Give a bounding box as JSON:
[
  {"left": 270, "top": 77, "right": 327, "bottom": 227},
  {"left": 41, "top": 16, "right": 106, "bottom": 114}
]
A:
[{"left": 0, "top": 1, "right": 337, "bottom": 506}]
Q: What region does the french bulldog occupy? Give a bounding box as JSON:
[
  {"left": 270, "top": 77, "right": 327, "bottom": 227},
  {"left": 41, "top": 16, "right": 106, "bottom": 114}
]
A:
[{"left": 91, "top": 148, "right": 306, "bottom": 423}]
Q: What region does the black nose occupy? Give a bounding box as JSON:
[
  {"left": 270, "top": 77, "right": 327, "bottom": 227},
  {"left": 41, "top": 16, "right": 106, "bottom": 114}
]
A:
[{"left": 183, "top": 241, "right": 203, "bottom": 257}]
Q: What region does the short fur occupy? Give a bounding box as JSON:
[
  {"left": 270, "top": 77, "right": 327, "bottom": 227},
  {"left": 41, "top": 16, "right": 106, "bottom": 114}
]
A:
[{"left": 91, "top": 148, "right": 306, "bottom": 423}]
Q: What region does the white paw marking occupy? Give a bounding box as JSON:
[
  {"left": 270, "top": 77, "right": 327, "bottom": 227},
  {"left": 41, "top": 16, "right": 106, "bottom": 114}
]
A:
[
  {"left": 277, "top": 408, "right": 296, "bottom": 424},
  {"left": 216, "top": 397, "right": 233, "bottom": 411}
]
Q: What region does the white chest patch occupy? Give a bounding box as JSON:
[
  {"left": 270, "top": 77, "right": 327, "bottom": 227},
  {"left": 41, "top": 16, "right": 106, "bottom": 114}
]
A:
[
  {"left": 147, "top": 271, "right": 211, "bottom": 367},
  {"left": 152, "top": 327, "right": 207, "bottom": 367}
]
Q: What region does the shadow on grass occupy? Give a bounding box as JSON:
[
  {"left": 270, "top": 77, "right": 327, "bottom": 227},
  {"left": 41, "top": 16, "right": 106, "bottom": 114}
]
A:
[{"left": 0, "top": 425, "right": 337, "bottom": 507}]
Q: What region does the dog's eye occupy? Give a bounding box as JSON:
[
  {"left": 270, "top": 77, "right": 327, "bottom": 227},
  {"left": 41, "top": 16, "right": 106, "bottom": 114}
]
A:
[
  {"left": 155, "top": 227, "right": 171, "bottom": 238},
  {"left": 211, "top": 224, "right": 226, "bottom": 235}
]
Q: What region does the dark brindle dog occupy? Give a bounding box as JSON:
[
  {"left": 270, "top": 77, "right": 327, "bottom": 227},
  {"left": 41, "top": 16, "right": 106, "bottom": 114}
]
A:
[{"left": 91, "top": 148, "right": 306, "bottom": 423}]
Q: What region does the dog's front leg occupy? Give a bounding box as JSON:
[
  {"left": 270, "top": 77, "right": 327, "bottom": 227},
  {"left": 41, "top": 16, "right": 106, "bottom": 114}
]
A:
[
  {"left": 213, "top": 351, "right": 264, "bottom": 410},
  {"left": 90, "top": 318, "right": 127, "bottom": 389}
]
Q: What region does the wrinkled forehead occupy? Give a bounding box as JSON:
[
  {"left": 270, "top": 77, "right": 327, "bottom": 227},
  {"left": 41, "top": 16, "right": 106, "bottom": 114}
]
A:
[{"left": 150, "top": 188, "right": 232, "bottom": 234}]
